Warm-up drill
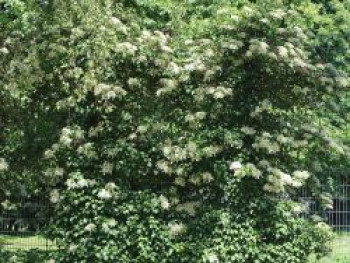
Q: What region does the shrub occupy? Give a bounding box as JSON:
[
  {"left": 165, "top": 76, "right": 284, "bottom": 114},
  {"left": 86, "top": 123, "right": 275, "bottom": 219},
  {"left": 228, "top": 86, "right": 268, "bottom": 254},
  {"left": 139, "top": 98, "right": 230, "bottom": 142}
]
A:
[{"left": 1, "top": 0, "right": 349, "bottom": 262}]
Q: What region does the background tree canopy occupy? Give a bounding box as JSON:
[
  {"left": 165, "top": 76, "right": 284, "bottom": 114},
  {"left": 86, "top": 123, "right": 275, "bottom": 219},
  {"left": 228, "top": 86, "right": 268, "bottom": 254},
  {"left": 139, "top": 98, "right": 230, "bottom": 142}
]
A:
[{"left": 0, "top": 0, "right": 349, "bottom": 262}]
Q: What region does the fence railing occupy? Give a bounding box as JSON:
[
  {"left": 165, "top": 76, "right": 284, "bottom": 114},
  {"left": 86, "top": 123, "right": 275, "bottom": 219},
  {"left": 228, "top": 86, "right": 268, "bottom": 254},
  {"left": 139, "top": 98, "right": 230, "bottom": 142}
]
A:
[{"left": 0, "top": 195, "right": 55, "bottom": 251}]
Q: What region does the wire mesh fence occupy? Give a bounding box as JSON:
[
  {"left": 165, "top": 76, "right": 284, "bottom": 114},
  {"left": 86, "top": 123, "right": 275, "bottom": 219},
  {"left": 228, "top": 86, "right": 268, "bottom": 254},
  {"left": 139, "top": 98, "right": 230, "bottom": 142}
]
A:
[
  {"left": 299, "top": 169, "right": 350, "bottom": 256},
  {"left": 0, "top": 195, "right": 55, "bottom": 251},
  {"left": 0, "top": 170, "right": 349, "bottom": 256}
]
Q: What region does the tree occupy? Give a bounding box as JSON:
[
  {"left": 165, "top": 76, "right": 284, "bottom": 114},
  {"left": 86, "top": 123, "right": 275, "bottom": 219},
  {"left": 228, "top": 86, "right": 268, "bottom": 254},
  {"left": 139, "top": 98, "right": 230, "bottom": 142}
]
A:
[{"left": 1, "top": 0, "right": 349, "bottom": 262}]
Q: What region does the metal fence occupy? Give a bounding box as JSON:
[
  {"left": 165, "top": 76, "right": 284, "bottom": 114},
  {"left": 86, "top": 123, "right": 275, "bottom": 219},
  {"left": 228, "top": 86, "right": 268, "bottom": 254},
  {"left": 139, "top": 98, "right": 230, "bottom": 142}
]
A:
[
  {"left": 299, "top": 170, "right": 350, "bottom": 257},
  {"left": 0, "top": 195, "right": 55, "bottom": 251},
  {"left": 0, "top": 173, "right": 349, "bottom": 254}
]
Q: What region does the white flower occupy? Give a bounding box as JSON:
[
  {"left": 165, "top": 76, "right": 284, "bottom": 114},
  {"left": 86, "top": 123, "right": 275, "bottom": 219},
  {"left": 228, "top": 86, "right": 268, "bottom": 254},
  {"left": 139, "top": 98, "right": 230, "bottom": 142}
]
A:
[
  {"left": 66, "top": 179, "right": 76, "bottom": 190},
  {"left": 202, "top": 172, "right": 214, "bottom": 183},
  {"left": 98, "top": 189, "right": 112, "bottom": 200},
  {"left": 229, "top": 161, "right": 242, "bottom": 171},
  {"left": 50, "top": 189, "right": 60, "bottom": 204},
  {"left": 111, "top": 17, "right": 122, "bottom": 26},
  {"left": 101, "top": 162, "right": 113, "bottom": 175},
  {"left": 0, "top": 47, "right": 9, "bottom": 54},
  {"left": 84, "top": 223, "right": 96, "bottom": 232},
  {"left": 174, "top": 177, "right": 186, "bottom": 187},
  {"left": 277, "top": 46, "right": 288, "bottom": 58},
  {"left": 105, "top": 182, "right": 117, "bottom": 191},
  {"left": 157, "top": 160, "right": 172, "bottom": 174},
  {"left": 270, "top": 9, "right": 286, "bottom": 20},
  {"left": 102, "top": 218, "right": 117, "bottom": 232},
  {"left": 168, "top": 222, "right": 186, "bottom": 236},
  {"left": 241, "top": 126, "right": 256, "bottom": 135},
  {"left": 293, "top": 170, "right": 310, "bottom": 181},
  {"left": 206, "top": 253, "right": 219, "bottom": 263},
  {"left": 316, "top": 222, "right": 331, "bottom": 232},
  {"left": 246, "top": 163, "right": 261, "bottom": 179},
  {"left": 136, "top": 125, "right": 148, "bottom": 134},
  {"left": 167, "top": 62, "right": 181, "bottom": 75},
  {"left": 0, "top": 158, "right": 8, "bottom": 172},
  {"left": 175, "top": 202, "right": 199, "bottom": 216},
  {"left": 115, "top": 42, "right": 137, "bottom": 55},
  {"left": 76, "top": 178, "right": 89, "bottom": 188},
  {"left": 292, "top": 204, "right": 305, "bottom": 214},
  {"left": 44, "top": 149, "right": 55, "bottom": 159},
  {"left": 280, "top": 172, "right": 293, "bottom": 185},
  {"left": 46, "top": 259, "right": 56, "bottom": 263},
  {"left": 159, "top": 195, "right": 170, "bottom": 210}
]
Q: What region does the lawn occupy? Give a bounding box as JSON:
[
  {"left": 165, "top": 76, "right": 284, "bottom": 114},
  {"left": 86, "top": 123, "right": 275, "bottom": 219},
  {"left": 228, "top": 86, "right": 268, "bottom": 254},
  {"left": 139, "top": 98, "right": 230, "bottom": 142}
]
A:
[
  {"left": 309, "top": 233, "right": 350, "bottom": 263},
  {"left": 0, "top": 234, "right": 56, "bottom": 251}
]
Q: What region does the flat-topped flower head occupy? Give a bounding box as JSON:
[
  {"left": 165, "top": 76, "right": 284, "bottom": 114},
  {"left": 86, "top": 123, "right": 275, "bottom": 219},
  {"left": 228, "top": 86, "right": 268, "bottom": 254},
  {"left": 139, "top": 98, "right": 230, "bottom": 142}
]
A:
[{"left": 229, "top": 161, "right": 242, "bottom": 171}]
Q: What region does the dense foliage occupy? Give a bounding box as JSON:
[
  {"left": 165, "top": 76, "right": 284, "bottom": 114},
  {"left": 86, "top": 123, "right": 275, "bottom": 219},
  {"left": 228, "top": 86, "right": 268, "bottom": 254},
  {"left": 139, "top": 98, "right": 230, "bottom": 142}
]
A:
[{"left": 1, "top": 0, "right": 349, "bottom": 262}]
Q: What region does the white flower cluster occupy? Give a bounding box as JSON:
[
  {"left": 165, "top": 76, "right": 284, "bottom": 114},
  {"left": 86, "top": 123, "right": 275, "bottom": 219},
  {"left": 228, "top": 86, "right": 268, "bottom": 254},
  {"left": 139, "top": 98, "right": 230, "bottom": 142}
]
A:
[
  {"left": 97, "top": 183, "right": 118, "bottom": 200},
  {"left": 204, "top": 253, "right": 219, "bottom": 263},
  {"left": 94, "top": 83, "right": 127, "bottom": 100},
  {"left": 110, "top": 17, "right": 127, "bottom": 34},
  {"left": 162, "top": 142, "right": 197, "bottom": 162},
  {"left": 44, "top": 149, "right": 56, "bottom": 159},
  {"left": 0, "top": 158, "right": 8, "bottom": 172},
  {"left": 241, "top": 126, "right": 256, "bottom": 135},
  {"left": 269, "top": 9, "right": 287, "bottom": 20},
  {"left": 250, "top": 99, "right": 271, "bottom": 118},
  {"left": 100, "top": 162, "right": 113, "bottom": 175},
  {"left": 102, "top": 218, "right": 117, "bottom": 233},
  {"left": 49, "top": 189, "right": 60, "bottom": 204},
  {"left": 77, "top": 143, "right": 97, "bottom": 159},
  {"left": 252, "top": 133, "right": 280, "bottom": 154},
  {"left": 202, "top": 172, "right": 214, "bottom": 183},
  {"left": 167, "top": 61, "right": 181, "bottom": 76},
  {"left": 138, "top": 30, "right": 173, "bottom": 54},
  {"left": 168, "top": 222, "right": 187, "bottom": 237},
  {"left": 59, "top": 127, "right": 84, "bottom": 147},
  {"left": 205, "top": 86, "right": 233, "bottom": 99},
  {"left": 221, "top": 39, "right": 244, "bottom": 51},
  {"left": 175, "top": 201, "right": 200, "bottom": 216},
  {"left": 43, "top": 167, "right": 64, "bottom": 178},
  {"left": 156, "top": 78, "right": 178, "bottom": 96},
  {"left": 184, "top": 112, "right": 207, "bottom": 124},
  {"left": 115, "top": 42, "right": 138, "bottom": 56},
  {"left": 245, "top": 163, "right": 262, "bottom": 179},
  {"left": 0, "top": 47, "right": 9, "bottom": 54},
  {"left": 229, "top": 161, "right": 242, "bottom": 171},
  {"left": 230, "top": 161, "right": 261, "bottom": 179},
  {"left": 84, "top": 223, "right": 97, "bottom": 232},
  {"left": 184, "top": 58, "right": 207, "bottom": 72},
  {"left": 156, "top": 160, "right": 173, "bottom": 174},
  {"left": 246, "top": 39, "right": 269, "bottom": 57},
  {"left": 66, "top": 177, "right": 96, "bottom": 190},
  {"left": 335, "top": 76, "right": 349, "bottom": 88},
  {"left": 97, "top": 189, "right": 112, "bottom": 200},
  {"left": 263, "top": 169, "right": 310, "bottom": 193},
  {"left": 320, "top": 193, "right": 333, "bottom": 210},
  {"left": 158, "top": 194, "right": 170, "bottom": 210}
]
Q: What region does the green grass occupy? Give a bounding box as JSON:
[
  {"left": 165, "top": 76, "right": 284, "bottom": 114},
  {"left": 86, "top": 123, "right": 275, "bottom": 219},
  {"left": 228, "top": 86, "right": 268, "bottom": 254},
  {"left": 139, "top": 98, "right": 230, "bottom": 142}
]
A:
[
  {"left": 0, "top": 234, "right": 56, "bottom": 251},
  {"left": 309, "top": 233, "right": 350, "bottom": 263}
]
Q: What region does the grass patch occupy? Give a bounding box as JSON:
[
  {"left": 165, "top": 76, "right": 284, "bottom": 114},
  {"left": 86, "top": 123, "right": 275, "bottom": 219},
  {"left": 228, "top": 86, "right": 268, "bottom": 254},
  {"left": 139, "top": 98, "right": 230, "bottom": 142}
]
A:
[
  {"left": 309, "top": 233, "right": 350, "bottom": 263},
  {"left": 0, "top": 234, "right": 56, "bottom": 251}
]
